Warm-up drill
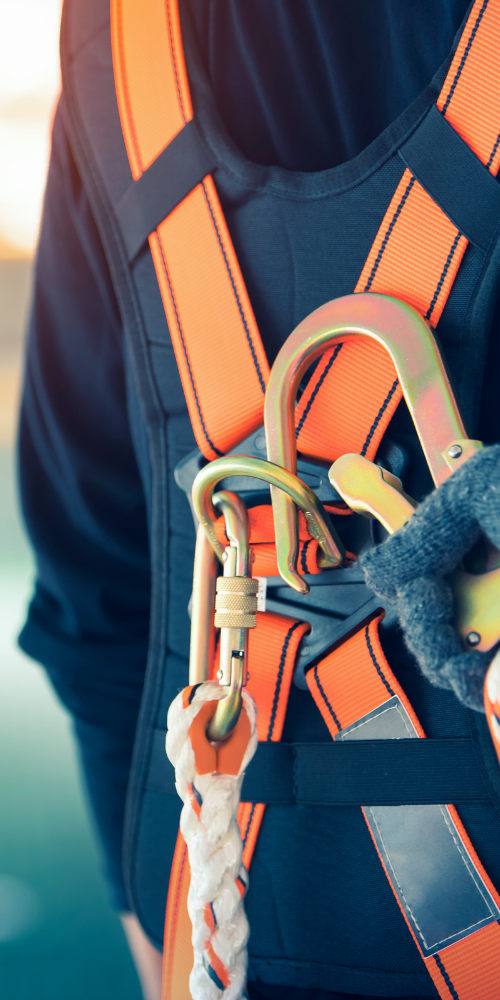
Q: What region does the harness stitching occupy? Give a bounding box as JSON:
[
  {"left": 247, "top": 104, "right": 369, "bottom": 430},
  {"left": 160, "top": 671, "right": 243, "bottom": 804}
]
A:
[
  {"left": 441, "top": 0, "right": 490, "bottom": 116},
  {"left": 295, "top": 344, "right": 343, "bottom": 438},
  {"left": 365, "top": 626, "right": 395, "bottom": 697},
  {"left": 425, "top": 232, "right": 462, "bottom": 324},
  {"left": 313, "top": 664, "right": 342, "bottom": 732},
  {"left": 364, "top": 176, "right": 415, "bottom": 291},
  {"left": 434, "top": 954, "right": 459, "bottom": 1000},
  {"left": 202, "top": 182, "right": 267, "bottom": 395},
  {"left": 156, "top": 238, "right": 222, "bottom": 456},
  {"left": 361, "top": 378, "right": 399, "bottom": 456}
]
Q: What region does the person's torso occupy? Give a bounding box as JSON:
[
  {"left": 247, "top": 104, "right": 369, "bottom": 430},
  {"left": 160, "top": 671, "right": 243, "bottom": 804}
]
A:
[{"left": 59, "top": 1, "right": 500, "bottom": 993}]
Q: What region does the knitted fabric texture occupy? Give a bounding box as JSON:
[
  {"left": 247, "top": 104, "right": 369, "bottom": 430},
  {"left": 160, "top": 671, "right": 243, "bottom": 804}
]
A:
[{"left": 360, "top": 444, "right": 500, "bottom": 712}]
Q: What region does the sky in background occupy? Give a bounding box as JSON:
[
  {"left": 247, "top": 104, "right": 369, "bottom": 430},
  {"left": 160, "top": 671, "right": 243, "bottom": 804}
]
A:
[{"left": 0, "top": 0, "right": 62, "bottom": 255}]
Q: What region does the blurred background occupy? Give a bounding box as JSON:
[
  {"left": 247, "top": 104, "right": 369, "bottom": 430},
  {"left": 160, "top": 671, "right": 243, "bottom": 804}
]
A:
[{"left": 0, "top": 1, "right": 142, "bottom": 995}]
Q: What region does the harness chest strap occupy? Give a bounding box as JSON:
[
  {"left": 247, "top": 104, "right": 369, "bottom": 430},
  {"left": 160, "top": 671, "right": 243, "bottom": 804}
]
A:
[{"left": 110, "top": 0, "right": 500, "bottom": 996}]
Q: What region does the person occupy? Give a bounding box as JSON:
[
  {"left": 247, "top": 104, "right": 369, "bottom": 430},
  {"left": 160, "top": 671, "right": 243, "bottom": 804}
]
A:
[{"left": 17, "top": 1, "right": 500, "bottom": 998}]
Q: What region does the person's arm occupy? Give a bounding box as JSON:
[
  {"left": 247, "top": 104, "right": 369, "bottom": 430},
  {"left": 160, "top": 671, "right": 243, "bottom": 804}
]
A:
[{"left": 18, "top": 100, "right": 151, "bottom": 923}]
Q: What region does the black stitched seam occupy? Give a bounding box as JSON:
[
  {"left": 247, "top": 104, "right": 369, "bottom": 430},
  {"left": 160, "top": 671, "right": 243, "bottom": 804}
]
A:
[
  {"left": 313, "top": 664, "right": 342, "bottom": 732},
  {"left": 267, "top": 621, "right": 303, "bottom": 740},
  {"left": 361, "top": 378, "right": 399, "bottom": 457},
  {"left": 364, "top": 176, "right": 415, "bottom": 291},
  {"left": 442, "top": 0, "right": 490, "bottom": 116},
  {"left": 201, "top": 182, "right": 267, "bottom": 394},
  {"left": 300, "top": 538, "right": 312, "bottom": 575},
  {"left": 295, "top": 344, "right": 343, "bottom": 438},
  {"left": 487, "top": 131, "right": 500, "bottom": 169},
  {"left": 242, "top": 804, "right": 256, "bottom": 847},
  {"left": 116, "top": 4, "right": 142, "bottom": 171},
  {"left": 434, "top": 955, "right": 459, "bottom": 1000},
  {"left": 425, "top": 231, "right": 462, "bottom": 323},
  {"left": 165, "top": 0, "right": 187, "bottom": 124},
  {"left": 156, "top": 238, "right": 222, "bottom": 456},
  {"left": 365, "top": 625, "right": 395, "bottom": 697}
]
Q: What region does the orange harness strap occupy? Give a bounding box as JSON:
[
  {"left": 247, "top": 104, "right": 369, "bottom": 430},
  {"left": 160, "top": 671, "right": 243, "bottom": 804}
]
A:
[
  {"left": 161, "top": 611, "right": 308, "bottom": 1000},
  {"left": 112, "top": 0, "right": 270, "bottom": 459},
  {"left": 112, "top": 0, "right": 500, "bottom": 467},
  {"left": 110, "top": 1, "right": 500, "bottom": 995},
  {"left": 295, "top": 0, "right": 500, "bottom": 465},
  {"left": 308, "top": 617, "right": 500, "bottom": 1000}
]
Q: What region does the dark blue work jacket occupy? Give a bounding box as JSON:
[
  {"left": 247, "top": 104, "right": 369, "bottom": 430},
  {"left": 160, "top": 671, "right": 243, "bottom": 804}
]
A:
[{"left": 18, "top": 0, "right": 500, "bottom": 996}]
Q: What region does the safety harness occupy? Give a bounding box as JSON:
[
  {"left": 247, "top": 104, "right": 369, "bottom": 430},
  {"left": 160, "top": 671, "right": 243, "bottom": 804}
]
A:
[{"left": 111, "top": 1, "right": 500, "bottom": 997}]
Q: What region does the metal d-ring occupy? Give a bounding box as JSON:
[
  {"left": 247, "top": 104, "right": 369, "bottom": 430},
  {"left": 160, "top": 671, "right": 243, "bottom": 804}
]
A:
[{"left": 264, "top": 292, "right": 483, "bottom": 590}]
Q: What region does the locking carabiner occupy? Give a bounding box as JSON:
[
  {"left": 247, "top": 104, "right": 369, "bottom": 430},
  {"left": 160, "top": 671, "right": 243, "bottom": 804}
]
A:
[
  {"left": 189, "top": 489, "right": 257, "bottom": 742},
  {"left": 264, "top": 292, "right": 482, "bottom": 590}
]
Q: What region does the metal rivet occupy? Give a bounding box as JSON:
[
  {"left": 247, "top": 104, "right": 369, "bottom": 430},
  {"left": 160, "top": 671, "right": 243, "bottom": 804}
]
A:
[
  {"left": 448, "top": 444, "right": 463, "bottom": 459},
  {"left": 217, "top": 668, "right": 223, "bottom": 680},
  {"left": 222, "top": 551, "right": 228, "bottom": 562},
  {"left": 466, "top": 631, "right": 481, "bottom": 647}
]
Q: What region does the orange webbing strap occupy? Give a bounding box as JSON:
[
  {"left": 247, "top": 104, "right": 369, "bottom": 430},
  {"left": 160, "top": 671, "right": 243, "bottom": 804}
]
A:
[
  {"left": 295, "top": 0, "right": 500, "bottom": 465},
  {"left": 214, "top": 504, "right": 352, "bottom": 577},
  {"left": 161, "top": 610, "right": 308, "bottom": 999},
  {"left": 308, "top": 616, "right": 500, "bottom": 1000},
  {"left": 112, "top": 0, "right": 436, "bottom": 467},
  {"left": 111, "top": 0, "right": 270, "bottom": 459}
]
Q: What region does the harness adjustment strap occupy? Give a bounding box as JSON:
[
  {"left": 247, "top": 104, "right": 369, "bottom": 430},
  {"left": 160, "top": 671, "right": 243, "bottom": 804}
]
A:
[
  {"left": 148, "top": 731, "right": 491, "bottom": 805},
  {"left": 116, "top": 119, "right": 217, "bottom": 260},
  {"left": 400, "top": 104, "right": 500, "bottom": 251}
]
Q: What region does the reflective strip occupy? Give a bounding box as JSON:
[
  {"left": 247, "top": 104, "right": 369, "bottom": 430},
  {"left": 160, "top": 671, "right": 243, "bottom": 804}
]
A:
[{"left": 308, "top": 617, "right": 500, "bottom": 1000}]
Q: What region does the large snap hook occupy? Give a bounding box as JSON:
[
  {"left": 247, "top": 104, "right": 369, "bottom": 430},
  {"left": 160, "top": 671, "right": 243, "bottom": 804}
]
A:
[{"left": 264, "top": 292, "right": 482, "bottom": 590}]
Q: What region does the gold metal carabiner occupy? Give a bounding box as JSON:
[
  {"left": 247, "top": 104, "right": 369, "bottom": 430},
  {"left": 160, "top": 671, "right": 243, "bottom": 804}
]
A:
[
  {"left": 189, "top": 489, "right": 257, "bottom": 742},
  {"left": 329, "top": 452, "right": 500, "bottom": 653},
  {"left": 192, "top": 454, "right": 344, "bottom": 594},
  {"left": 264, "top": 292, "right": 483, "bottom": 590}
]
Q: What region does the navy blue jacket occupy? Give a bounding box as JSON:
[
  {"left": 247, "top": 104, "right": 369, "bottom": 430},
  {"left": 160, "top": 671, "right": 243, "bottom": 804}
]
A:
[{"left": 18, "top": 1, "right": 500, "bottom": 997}]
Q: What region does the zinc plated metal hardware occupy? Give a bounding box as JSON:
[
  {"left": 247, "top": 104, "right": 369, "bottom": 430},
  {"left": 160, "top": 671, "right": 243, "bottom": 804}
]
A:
[
  {"left": 264, "top": 292, "right": 482, "bottom": 591},
  {"left": 191, "top": 454, "right": 344, "bottom": 572},
  {"left": 329, "top": 453, "right": 500, "bottom": 653},
  {"left": 189, "top": 490, "right": 258, "bottom": 742}
]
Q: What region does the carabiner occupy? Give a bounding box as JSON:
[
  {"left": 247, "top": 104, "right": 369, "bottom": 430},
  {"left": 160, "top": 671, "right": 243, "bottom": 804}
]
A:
[
  {"left": 191, "top": 454, "right": 344, "bottom": 595},
  {"left": 189, "top": 489, "right": 257, "bottom": 742},
  {"left": 264, "top": 292, "right": 482, "bottom": 590},
  {"left": 329, "top": 452, "right": 500, "bottom": 653}
]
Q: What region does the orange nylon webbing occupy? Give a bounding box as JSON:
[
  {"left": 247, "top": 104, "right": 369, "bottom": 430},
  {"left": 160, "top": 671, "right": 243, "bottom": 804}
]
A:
[
  {"left": 161, "top": 611, "right": 308, "bottom": 1000},
  {"left": 297, "top": 0, "right": 500, "bottom": 466},
  {"left": 112, "top": 0, "right": 269, "bottom": 460},
  {"left": 308, "top": 617, "right": 500, "bottom": 1000}
]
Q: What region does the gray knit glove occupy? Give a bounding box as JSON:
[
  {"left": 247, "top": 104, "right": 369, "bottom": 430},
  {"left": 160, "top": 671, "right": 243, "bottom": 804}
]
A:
[{"left": 360, "top": 444, "right": 500, "bottom": 712}]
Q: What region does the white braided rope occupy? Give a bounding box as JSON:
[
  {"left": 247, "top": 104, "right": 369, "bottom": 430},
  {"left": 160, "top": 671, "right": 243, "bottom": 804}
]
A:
[{"left": 166, "top": 681, "right": 258, "bottom": 1000}]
